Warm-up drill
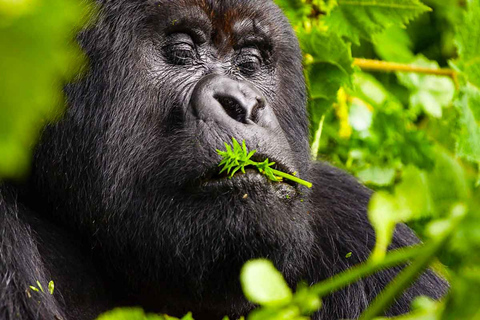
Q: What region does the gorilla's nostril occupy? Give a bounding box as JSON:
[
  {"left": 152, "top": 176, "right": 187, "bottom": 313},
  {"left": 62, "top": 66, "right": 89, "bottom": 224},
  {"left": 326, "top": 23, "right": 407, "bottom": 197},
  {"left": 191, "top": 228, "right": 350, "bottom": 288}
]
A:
[
  {"left": 216, "top": 96, "right": 248, "bottom": 124},
  {"left": 215, "top": 94, "right": 265, "bottom": 125},
  {"left": 256, "top": 96, "right": 265, "bottom": 109}
]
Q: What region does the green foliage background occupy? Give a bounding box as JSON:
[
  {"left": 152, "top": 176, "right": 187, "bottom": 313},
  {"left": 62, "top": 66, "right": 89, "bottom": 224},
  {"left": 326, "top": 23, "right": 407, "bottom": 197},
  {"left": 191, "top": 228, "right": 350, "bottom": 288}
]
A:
[{"left": 1, "top": 0, "right": 479, "bottom": 319}]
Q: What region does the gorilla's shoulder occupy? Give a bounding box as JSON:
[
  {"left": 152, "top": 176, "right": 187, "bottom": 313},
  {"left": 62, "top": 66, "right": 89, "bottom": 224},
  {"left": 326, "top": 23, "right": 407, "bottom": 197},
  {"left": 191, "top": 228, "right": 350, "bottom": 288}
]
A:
[{"left": 309, "top": 161, "right": 372, "bottom": 217}]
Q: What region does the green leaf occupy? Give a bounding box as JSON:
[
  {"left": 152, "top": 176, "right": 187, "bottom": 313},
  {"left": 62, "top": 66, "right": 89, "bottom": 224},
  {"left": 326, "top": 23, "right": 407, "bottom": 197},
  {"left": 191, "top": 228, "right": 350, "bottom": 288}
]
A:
[
  {"left": 373, "top": 26, "right": 415, "bottom": 63},
  {"left": 454, "top": 85, "right": 480, "bottom": 164},
  {"left": 0, "top": 0, "right": 89, "bottom": 179},
  {"left": 349, "top": 101, "right": 373, "bottom": 132},
  {"left": 29, "top": 285, "right": 39, "bottom": 292},
  {"left": 48, "top": 280, "right": 54, "bottom": 295},
  {"left": 180, "top": 312, "right": 194, "bottom": 320},
  {"left": 396, "top": 56, "right": 455, "bottom": 118},
  {"left": 324, "top": 0, "right": 431, "bottom": 44},
  {"left": 300, "top": 29, "right": 354, "bottom": 81},
  {"left": 36, "top": 280, "right": 44, "bottom": 293},
  {"left": 357, "top": 166, "right": 395, "bottom": 186},
  {"left": 240, "top": 259, "right": 293, "bottom": 307},
  {"left": 368, "top": 166, "right": 433, "bottom": 260},
  {"left": 96, "top": 308, "right": 166, "bottom": 320},
  {"left": 274, "top": 0, "right": 312, "bottom": 28},
  {"left": 454, "top": 0, "right": 480, "bottom": 89},
  {"left": 368, "top": 191, "right": 398, "bottom": 261},
  {"left": 0, "top": 0, "right": 37, "bottom": 18}
]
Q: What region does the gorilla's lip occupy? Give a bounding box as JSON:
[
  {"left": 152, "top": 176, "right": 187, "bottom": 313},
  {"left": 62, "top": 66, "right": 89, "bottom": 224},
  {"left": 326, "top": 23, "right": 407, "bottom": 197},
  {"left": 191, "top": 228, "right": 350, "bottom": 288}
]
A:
[{"left": 201, "top": 153, "right": 298, "bottom": 188}]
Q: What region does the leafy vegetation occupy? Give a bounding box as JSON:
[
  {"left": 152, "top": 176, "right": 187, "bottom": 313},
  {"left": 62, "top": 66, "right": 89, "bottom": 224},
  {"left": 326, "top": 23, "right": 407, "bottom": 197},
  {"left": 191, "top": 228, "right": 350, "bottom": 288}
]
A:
[
  {"left": 217, "top": 138, "right": 313, "bottom": 188},
  {"left": 240, "top": 0, "right": 480, "bottom": 319},
  {"left": 0, "top": 0, "right": 90, "bottom": 178},
  {"left": 1, "top": 0, "right": 479, "bottom": 319}
]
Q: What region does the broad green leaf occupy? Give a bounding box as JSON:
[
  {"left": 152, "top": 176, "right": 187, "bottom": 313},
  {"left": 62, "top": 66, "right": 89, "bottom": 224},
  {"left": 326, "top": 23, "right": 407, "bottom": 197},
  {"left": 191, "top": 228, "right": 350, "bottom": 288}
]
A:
[
  {"left": 427, "top": 148, "right": 469, "bottom": 214},
  {"left": 180, "top": 313, "right": 194, "bottom": 320},
  {"left": 247, "top": 305, "right": 306, "bottom": 320},
  {"left": 368, "top": 166, "right": 432, "bottom": 260},
  {"left": 373, "top": 26, "right": 415, "bottom": 63},
  {"left": 368, "top": 191, "right": 398, "bottom": 261},
  {"left": 274, "top": 0, "right": 312, "bottom": 28},
  {"left": 394, "top": 166, "right": 433, "bottom": 220},
  {"left": 357, "top": 166, "right": 395, "bottom": 186},
  {"left": 454, "top": 85, "right": 480, "bottom": 164},
  {"left": 96, "top": 308, "right": 166, "bottom": 320},
  {"left": 307, "top": 63, "right": 351, "bottom": 101},
  {"left": 352, "top": 72, "right": 391, "bottom": 107},
  {"left": 374, "top": 296, "right": 441, "bottom": 320},
  {"left": 349, "top": 101, "right": 373, "bottom": 132},
  {"left": 299, "top": 29, "right": 354, "bottom": 129},
  {"left": 240, "top": 259, "right": 292, "bottom": 307},
  {"left": 324, "top": 0, "right": 431, "bottom": 44},
  {"left": 442, "top": 269, "right": 480, "bottom": 320},
  {"left": 454, "top": 0, "right": 480, "bottom": 89},
  {"left": 0, "top": 0, "right": 89, "bottom": 179},
  {"left": 396, "top": 57, "right": 455, "bottom": 118},
  {"left": 300, "top": 29, "right": 354, "bottom": 80},
  {"left": 0, "top": 0, "right": 37, "bottom": 18}
]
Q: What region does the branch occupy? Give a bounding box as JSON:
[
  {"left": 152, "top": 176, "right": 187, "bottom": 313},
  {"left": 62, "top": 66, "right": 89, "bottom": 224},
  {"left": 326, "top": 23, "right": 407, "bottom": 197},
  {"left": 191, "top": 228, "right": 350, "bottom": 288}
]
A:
[
  {"left": 358, "top": 204, "right": 466, "bottom": 319},
  {"left": 311, "top": 245, "right": 424, "bottom": 298},
  {"left": 353, "top": 58, "right": 459, "bottom": 88}
]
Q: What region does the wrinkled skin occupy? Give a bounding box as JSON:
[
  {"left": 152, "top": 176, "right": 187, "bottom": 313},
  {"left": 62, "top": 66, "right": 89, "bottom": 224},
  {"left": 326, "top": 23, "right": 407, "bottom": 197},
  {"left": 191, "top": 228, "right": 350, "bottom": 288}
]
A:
[{"left": 0, "top": 1, "right": 447, "bottom": 319}]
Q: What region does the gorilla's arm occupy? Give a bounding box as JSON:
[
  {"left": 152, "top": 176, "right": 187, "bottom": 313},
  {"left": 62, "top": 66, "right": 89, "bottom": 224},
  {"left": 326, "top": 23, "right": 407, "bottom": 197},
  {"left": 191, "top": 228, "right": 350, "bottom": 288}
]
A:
[
  {"left": 0, "top": 186, "right": 111, "bottom": 320},
  {"left": 308, "top": 162, "right": 448, "bottom": 319},
  {"left": 0, "top": 187, "right": 65, "bottom": 320}
]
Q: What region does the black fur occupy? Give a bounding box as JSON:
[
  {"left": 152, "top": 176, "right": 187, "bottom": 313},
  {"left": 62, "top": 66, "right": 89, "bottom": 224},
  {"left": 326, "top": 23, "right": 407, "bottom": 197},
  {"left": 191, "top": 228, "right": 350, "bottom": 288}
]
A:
[{"left": 0, "top": 1, "right": 447, "bottom": 319}]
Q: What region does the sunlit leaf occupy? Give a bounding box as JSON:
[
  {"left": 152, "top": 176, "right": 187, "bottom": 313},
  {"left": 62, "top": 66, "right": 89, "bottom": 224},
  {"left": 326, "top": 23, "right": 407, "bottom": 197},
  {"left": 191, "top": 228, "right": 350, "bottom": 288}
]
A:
[
  {"left": 324, "top": 0, "right": 431, "bottom": 44},
  {"left": 240, "top": 259, "right": 292, "bottom": 307}
]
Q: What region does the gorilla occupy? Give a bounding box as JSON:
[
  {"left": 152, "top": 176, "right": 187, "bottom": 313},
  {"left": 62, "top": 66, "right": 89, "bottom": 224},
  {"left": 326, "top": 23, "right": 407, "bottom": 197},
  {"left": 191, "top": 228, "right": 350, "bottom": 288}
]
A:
[{"left": 0, "top": 0, "right": 447, "bottom": 319}]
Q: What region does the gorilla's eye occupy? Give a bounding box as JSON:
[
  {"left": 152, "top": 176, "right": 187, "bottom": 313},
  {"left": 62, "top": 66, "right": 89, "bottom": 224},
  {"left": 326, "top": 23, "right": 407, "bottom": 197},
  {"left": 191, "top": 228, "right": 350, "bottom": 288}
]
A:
[
  {"left": 236, "top": 48, "right": 263, "bottom": 75},
  {"left": 164, "top": 33, "right": 197, "bottom": 65}
]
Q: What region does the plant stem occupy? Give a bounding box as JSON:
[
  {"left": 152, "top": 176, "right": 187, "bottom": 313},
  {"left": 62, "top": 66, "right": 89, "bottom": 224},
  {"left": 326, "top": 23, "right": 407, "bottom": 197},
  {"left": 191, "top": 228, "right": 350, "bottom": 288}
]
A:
[
  {"left": 311, "top": 115, "right": 325, "bottom": 161},
  {"left": 311, "top": 245, "right": 424, "bottom": 298},
  {"left": 271, "top": 169, "right": 313, "bottom": 188},
  {"left": 353, "top": 58, "right": 459, "bottom": 88},
  {"left": 358, "top": 205, "right": 466, "bottom": 319},
  {"left": 358, "top": 240, "right": 446, "bottom": 319}
]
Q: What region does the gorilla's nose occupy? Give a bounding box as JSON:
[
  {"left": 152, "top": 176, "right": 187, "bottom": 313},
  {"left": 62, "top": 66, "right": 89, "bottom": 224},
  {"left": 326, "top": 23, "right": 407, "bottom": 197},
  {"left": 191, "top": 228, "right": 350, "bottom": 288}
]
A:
[{"left": 189, "top": 74, "right": 278, "bottom": 130}]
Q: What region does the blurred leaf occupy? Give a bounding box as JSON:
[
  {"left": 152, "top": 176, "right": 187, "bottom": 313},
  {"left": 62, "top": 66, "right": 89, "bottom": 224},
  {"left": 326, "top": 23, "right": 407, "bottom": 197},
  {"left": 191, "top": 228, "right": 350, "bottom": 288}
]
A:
[
  {"left": 324, "top": 0, "right": 431, "bottom": 44},
  {"left": 368, "top": 166, "right": 432, "bottom": 260},
  {"left": 349, "top": 100, "right": 372, "bottom": 132},
  {"left": 368, "top": 191, "right": 398, "bottom": 261},
  {"left": 241, "top": 259, "right": 293, "bottom": 307},
  {"left": 396, "top": 56, "right": 455, "bottom": 118},
  {"left": 96, "top": 308, "right": 167, "bottom": 320},
  {"left": 0, "top": 0, "right": 37, "bottom": 19},
  {"left": 374, "top": 296, "right": 442, "bottom": 320},
  {"left": 454, "top": 85, "right": 480, "bottom": 165},
  {"left": 454, "top": 0, "right": 480, "bottom": 89},
  {"left": 373, "top": 26, "right": 415, "bottom": 63},
  {"left": 442, "top": 268, "right": 480, "bottom": 320},
  {"left": 0, "top": 0, "right": 89, "bottom": 179},
  {"left": 300, "top": 30, "right": 354, "bottom": 79},
  {"left": 426, "top": 148, "right": 469, "bottom": 214},
  {"left": 299, "top": 28, "right": 354, "bottom": 131},
  {"left": 247, "top": 305, "right": 307, "bottom": 320},
  {"left": 357, "top": 166, "right": 395, "bottom": 186},
  {"left": 274, "top": 0, "right": 312, "bottom": 28}
]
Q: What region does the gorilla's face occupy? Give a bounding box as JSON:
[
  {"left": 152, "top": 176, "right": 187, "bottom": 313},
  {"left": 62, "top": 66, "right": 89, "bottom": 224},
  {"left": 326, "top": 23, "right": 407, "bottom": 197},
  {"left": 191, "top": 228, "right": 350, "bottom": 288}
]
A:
[{"left": 35, "top": 0, "right": 314, "bottom": 312}]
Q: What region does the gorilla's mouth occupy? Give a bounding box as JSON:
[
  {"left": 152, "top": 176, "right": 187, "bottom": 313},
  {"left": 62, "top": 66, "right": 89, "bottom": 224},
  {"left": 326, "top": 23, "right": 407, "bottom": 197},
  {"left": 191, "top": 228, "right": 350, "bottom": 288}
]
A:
[{"left": 201, "top": 153, "right": 298, "bottom": 189}]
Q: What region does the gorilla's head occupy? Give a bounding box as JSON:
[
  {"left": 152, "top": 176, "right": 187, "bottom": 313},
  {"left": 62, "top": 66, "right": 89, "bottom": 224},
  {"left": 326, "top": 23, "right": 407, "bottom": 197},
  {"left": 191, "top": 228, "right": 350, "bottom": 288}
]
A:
[{"left": 32, "top": 0, "right": 314, "bottom": 313}]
